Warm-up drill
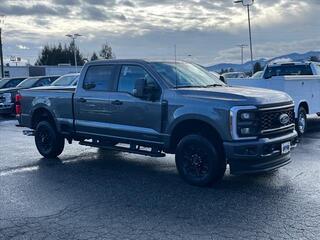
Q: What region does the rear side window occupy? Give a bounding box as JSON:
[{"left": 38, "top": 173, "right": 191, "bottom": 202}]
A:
[{"left": 83, "top": 65, "right": 115, "bottom": 91}]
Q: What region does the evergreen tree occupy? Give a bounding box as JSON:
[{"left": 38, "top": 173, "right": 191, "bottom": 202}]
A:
[
  {"left": 35, "top": 43, "right": 85, "bottom": 66},
  {"left": 99, "top": 42, "right": 115, "bottom": 59},
  {"left": 91, "top": 52, "right": 99, "bottom": 61}
]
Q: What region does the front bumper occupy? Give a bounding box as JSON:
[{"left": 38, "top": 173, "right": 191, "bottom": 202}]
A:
[
  {"left": 0, "top": 103, "right": 14, "bottom": 115},
  {"left": 224, "top": 131, "right": 298, "bottom": 174}
]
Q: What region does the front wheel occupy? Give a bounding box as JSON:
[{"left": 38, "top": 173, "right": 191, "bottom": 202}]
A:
[
  {"left": 175, "top": 134, "right": 226, "bottom": 187},
  {"left": 296, "top": 107, "right": 307, "bottom": 137},
  {"left": 35, "top": 121, "right": 65, "bottom": 158}
]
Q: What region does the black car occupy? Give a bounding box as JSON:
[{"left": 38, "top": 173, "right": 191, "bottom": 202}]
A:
[
  {"left": 0, "top": 75, "right": 60, "bottom": 115},
  {"left": 0, "top": 77, "right": 27, "bottom": 89}
]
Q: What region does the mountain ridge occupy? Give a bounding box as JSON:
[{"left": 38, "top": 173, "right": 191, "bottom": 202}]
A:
[{"left": 206, "top": 51, "right": 320, "bottom": 73}]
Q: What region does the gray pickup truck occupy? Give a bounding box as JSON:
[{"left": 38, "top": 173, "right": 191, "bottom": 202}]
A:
[{"left": 17, "top": 59, "right": 298, "bottom": 186}]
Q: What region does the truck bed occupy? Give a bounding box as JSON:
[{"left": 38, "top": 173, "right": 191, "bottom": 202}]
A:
[{"left": 19, "top": 86, "right": 76, "bottom": 131}]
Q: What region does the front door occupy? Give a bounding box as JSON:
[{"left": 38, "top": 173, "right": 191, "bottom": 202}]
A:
[{"left": 108, "top": 64, "right": 163, "bottom": 143}]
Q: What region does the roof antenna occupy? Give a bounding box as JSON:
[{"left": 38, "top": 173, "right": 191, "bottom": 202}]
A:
[{"left": 174, "top": 44, "right": 178, "bottom": 88}]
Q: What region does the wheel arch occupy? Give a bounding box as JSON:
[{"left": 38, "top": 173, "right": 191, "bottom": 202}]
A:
[
  {"left": 296, "top": 101, "right": 309, "bottom": 118},
  {"left": 167, "top": 117, "right": 224, "bottom": 156},
  {"left": 31, "top": 106, "right": 58, "bottom": 130}
]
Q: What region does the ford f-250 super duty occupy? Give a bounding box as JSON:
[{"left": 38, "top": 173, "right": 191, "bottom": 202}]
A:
[{"left": 17, "top": 59, "right": 298, "bottom": 186}]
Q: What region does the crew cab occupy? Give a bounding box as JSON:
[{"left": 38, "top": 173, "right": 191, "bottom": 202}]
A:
[
  {"left": 227, "top": 62, "right": 320, "bottom": 136},
  {"left": 17, "top": 60, "right": 297, "bottom": 186}
]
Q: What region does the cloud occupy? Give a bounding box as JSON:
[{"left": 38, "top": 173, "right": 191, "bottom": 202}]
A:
[
  {"left": 16, "top": 44, "right": 30, "bottom": 50},
  {"left": 0, "top": 0, "right": 318, "bottom": 65}
]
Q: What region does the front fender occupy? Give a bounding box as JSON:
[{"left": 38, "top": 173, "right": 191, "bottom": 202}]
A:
[{"left": 167, "top": 106, "right": 229, "bottom": 140}]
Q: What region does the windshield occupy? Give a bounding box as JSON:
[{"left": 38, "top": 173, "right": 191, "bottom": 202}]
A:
[
  {"left": 51, "top": 75, "right": 79, "bottom": 86},
  {"left": 17, "top": 77, "right": 39, "bottom": 88},
  {"left": 151, "top": 62, "right": 224, "bottom": 88}
]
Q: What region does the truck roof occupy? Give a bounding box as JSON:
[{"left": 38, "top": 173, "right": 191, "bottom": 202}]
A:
[{"left": 86, "top": 59, "right": 184, "bottom": 66}]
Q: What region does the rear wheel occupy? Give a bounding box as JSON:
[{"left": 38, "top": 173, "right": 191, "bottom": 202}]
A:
[
  {"left": 296, "top": 107, "right": 307, "bottom": 137},
  {"left": 35, "top": 121, "right": 65, "bottom": 158},
  {"left": 175, "top": 134, "right": 226, "bottom": 187}
]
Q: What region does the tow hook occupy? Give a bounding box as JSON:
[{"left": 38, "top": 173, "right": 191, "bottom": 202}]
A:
[{"left": 23, "top": 130, "right": 35, "bottom": 136}]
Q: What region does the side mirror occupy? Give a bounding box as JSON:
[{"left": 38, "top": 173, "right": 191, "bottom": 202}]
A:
[
  {"left": 133, "top": 78, "right": 146, "bottom": 98},
  {"left": 219, "top": 75, "right": 226, "bottom": 83}
]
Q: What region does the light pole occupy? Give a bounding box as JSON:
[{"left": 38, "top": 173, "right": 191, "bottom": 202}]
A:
[
  {"left": 0, "top": 15, "right": 5, "bottom": 78},
  {"left": 234, "top": 0, "right": 254, "bottom": 74},
  {"left": 66, "top": 33, "right": 82, "bottom": 73},
  {"left": 237, "top": 44, "right": 248, "bottom": 65}
]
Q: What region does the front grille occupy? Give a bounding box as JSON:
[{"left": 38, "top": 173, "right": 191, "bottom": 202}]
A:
[
  {"left": 0, "top": 96, "right": 5, "bottom": 103},
  {"left": 259, "top": 106, "right": 295, "bottom": 133}
]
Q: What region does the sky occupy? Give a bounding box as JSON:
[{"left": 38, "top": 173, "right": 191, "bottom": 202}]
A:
[{"left": 0, "top": 0, "right": 319, "bottom": 66}]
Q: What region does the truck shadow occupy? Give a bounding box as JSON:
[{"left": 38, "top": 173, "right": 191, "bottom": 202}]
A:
[{"left": 31, "top": 148, "right": 300, "bottom": 232}]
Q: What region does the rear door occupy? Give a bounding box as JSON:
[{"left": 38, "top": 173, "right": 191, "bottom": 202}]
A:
[
  {"left": 107, "top": 64, "right": 163, "bottom": 143},
  {"left": 74, "top": 64, "right": 117, "bottom": 136}
]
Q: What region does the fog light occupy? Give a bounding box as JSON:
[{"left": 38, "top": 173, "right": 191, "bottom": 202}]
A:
[{"left": 240, "top": 128, "right": 251, "bottom": 135}]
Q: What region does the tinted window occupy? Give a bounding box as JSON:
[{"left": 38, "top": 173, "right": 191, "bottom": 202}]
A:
[
  {"left": 264, "top": 65, "right": 313, "bottom": 78},
  {"left": 34, "top": 78, "right": 52, "bottom": 87},
  {"left": 83, "top": 65, "right": 114, "bottom": 91},
  {"left": 118, "top": 65, "right": 154, "bottom": 94},
  {"left": 4, "top": 78, "right": 25, "bottom": 88}
]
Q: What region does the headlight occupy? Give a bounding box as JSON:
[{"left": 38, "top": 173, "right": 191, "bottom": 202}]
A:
[
  {"left": 230, "top": 106, "right": 258, "bottom": 140},
  {"left": 3, "top": 93, "right": 12, "bottom": 103}
]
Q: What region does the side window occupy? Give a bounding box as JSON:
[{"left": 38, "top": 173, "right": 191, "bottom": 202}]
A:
[
  {"left": 118, "top": 65, "right": 155, "bottom": 94},
  {"left": 34, "top": 78, "right": 51, "bottom": 87},
  {"left": 83, "top": 65, "right": 114, "bottom": 91},
  {"left": 5, "top": 79, "right": 22, "bottom": 88}
]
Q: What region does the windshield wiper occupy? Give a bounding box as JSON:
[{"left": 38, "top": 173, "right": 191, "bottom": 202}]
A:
[
  {"left": 205, "top": 84, "right": 224, "bottom": 88},
  {"left": 175, "top": 85, "right": 206, "bottom": 89}
]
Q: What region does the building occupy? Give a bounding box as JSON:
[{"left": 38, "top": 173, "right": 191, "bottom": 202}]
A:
[{"left": 3, "top": 65, "right": 82, "bottom": 78}]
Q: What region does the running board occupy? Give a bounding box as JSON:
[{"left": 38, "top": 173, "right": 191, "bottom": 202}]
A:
[{"left": 79, "top": 141, "right": 166, "bottom": 158}]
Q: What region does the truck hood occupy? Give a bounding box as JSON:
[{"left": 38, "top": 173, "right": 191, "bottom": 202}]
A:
[{"left": 176, "top": 86, "right": 292, "bottom": 105}]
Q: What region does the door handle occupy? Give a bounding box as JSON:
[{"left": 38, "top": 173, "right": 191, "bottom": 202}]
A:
[
  {"left": 78, "top": 98, "right": 87, "bottom": 103},
  {"left": 111, "top": 100, "right": 123, "bottom": 105}
]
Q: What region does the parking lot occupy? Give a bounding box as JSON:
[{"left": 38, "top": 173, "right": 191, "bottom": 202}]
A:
[{"left": 0, "top": 116, "right": 320, "bottom": 240}]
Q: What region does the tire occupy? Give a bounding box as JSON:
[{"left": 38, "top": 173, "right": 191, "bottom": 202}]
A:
[
  {"left": 296, "top": 107, "right": 307, "bottom": 137},
  {"left": 35, "top": 121, "right": 65, "bottom": 158},
  {"left": 175, "top": 134, "right": 226, "bottom": 187}
]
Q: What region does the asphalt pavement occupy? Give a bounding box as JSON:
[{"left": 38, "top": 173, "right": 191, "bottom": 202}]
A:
[{"left": 1, "top": 116, "right": 320, "bottom": 240}]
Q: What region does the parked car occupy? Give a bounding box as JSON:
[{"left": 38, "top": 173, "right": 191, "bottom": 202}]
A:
[
  {"left": 0, "top": 77, "right": 27, "bottom": 89},
  {"left": 227, "top": 62, "right": 320, "bottom": 136},
  {"left": 18, "top": 60, "right": 297, "bottom": 186},
  {"left": 222, "top": 72, "right": 247, "bottom": 79},
  {"left": 0, "top": 75, "right": 59, "bottom": 115},
  {"left": 251, "top": 71, "right": 263, "bottom": 78},
  {"left": 51, "top": 73, "right": 80, "bottom": 87}
]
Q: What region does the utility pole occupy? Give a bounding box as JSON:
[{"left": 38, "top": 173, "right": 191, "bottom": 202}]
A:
[
  {"left": 66, "top": 33, "right": 82, "bottom": 73},
  {"left": 234, "top": 0, "right": 254, "bottom": 74},
  {"left": 0, "top": 15, "right": 5, "bottom": 78},
  {"left": 237, "top": 44, "right": 248, "bottom": 65}
]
